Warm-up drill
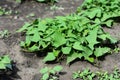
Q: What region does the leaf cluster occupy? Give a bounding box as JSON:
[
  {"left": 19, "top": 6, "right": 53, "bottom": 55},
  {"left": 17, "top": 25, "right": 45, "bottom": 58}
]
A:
[
  {"left": 72, "top": 69, "right": 95, "bottom": 80},
  {"left": 0, "top": 55, "right": 19, "bottom": 80},
  {"left": 17, "top": 13, "right": 117, "bottom": 64},
  {"left": 97, "top": 68, "right": 120, "bottom": 80},
  {"left": 40, "top": 65, "right": 63, "bottom": 80},
  {"left": 77, "top": 0, "right": 120, "bottom": 27},
  {"left": 0, "top": 6, "right": 12, "bottom": 16},
  {"left": 73, "top": 68, "right": 120, "bottom": 80},
  {"left": 0, "top": 55, "right": 11, "bottom": 69}
]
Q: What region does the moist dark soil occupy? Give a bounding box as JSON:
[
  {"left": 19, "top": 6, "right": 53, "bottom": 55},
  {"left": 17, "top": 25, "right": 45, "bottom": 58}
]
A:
[{"left": 0, "top": 0, "right": 120, "bottom": 80}]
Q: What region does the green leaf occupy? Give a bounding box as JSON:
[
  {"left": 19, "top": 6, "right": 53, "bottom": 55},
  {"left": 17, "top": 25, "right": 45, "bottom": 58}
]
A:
[
  {"left": 86, "top": 27, "right": 99, "bottom": 50},
  {"left": 67, "top": 52, "right": 83, "bottom": 64},
  {"left": 26, "top": 27, "right": 36, "bottom": 35},
  {"left": 52, "top": 31, "right": 66, "bottom": 48},
  {"left": 87, "top": 9, "right": 98, "bottom": 19},
  {"left": 106, "top": 34, "right": 117, "bottom": 43},
  {"left": 98, "top": 34, "right": 108, "bottom": 41},
  {"left": 73, "top": 42, "right": 83, "bottom": 51},
  {"left": 20, "top": 41, "right": 25, "bottom": 47},
  {"left": 101, "top": 13, "right": 111, "bottom": 21},
  {"left": 0, "top": 10, "right": 4, "bottom": 15},
  {"left": 85, "top": 57, "right": 94, "bottom": 63},
  {"left": 53, "top": 50, "right": 60, "bottom": 57},
  {"left": 17, "top": 23, "right": 30, "bottom": 32},
  {"left": 53, "top": 65, "right": 63, "bottom": 72},
  {"left": 40, "top": 67, "right": 49, "bottom": 74},
  {"left": 96, "top": 9, "right": 102, "bottom": 17},
  {"left": 0, "top": 62, "right": 6, "bottom": 69},
  {"left": 49, "top": 69, "right": 55, "bottom": 74},
  {"left": 39, "top": 41, "right": 49, "bottom": 49},
  {"left": 42, "top": 73, "right": 49, "bottom": 80},
  {"left": 38, "top": 21, "right": 48, "bottom": 32},
  {"left": 43, "top": 52, "right": 56, "bottom": 62},
  {"left": 82, "top": 47, "right": 93, "bottom": 56},
  {"left": 94, "top": 47, "right": 110, "bottom": 57},
  {"left": 28, "top": 45, "right": 39, "bottom": 52},
  {"left": 99, "top": 33, "right": 117, "bottom": 43},
  {"left": 104, "top": 20, "right": 113, "bottom": 27},
  {"left": 25, "top": 36, "right": 31, "bottom": 46},
  {"left": 1, "top": 55, "right": 11, "bottom": 64},
  {"left": 94, "top": 18, "right": 101, "bottom": 24},
  {"left": 62, "top": 47, "right": 71, "bottom": 54},
  {"left": 31, "top": 31, "right": 40, "bottom": 42},
  {"left": 80, "top": 17, "right": 90, "bottom": 26},
  {"left": 84, "top": 0, "right": 92, "bottom": 3}
]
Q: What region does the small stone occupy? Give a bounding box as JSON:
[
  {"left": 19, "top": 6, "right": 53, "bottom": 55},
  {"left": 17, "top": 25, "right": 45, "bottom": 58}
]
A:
[{"left": 14, "top": 16, "right": 19, "bottom": 19}]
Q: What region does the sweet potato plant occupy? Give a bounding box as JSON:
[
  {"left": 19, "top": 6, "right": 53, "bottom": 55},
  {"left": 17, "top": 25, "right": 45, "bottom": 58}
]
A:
[
  {"left": 17, "top": 0, "right": 120, "bottom": 64},
  {"left": 17, "top": 14, "right": 117, "bottom": 64},
  {"left": 77, "top": 0, "right": 120, "bottom": 27}
]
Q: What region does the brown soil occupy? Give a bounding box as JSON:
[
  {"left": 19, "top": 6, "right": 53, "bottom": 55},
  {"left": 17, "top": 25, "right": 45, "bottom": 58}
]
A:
[{"left": 0, "top": 0, "right": 120, "bottom": 80}]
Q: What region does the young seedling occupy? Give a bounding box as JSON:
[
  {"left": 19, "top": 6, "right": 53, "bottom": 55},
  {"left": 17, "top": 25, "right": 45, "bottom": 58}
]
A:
[
  {"left": 0, "top": 55, "right": 19, "bottom": 80},
  {"left": 50, "top": 5, "right": 59, "bottom": 10},
  {"left": 0, "top": 30, "right": 9, "bottom": 38},
  {"left": 72, "top": 68, "right": 120, "bottom": 80},
  {"left": 72, "top": 69, "right": 96, "bottom": 80},
  {"left": 0, "top": 6, "right": 12, "bottom": 16},
  {"left": 40, "top": 65, "right": 63, "bottom": 80},
  {"left": 0, "top": 7, "right": 4, "bottom": 16}
]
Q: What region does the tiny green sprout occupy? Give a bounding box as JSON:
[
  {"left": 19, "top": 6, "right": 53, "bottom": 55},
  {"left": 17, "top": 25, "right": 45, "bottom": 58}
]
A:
[
  {"left": 0, "top": 30, "right": 9, "bottom": 38},
  {"left": 40, "top": 65, "right": 63, "bottom": 80},
  {"left": 72, "top": 69, "right": 96, "bottom": 80},
  {"left": 0, "top": 7, "right": 5, "bottom": 16},
  {"left": 113, "top": 47, "right": 120, "bottom": 53},
  {"left": 109, "top": 47, "right": 120, "bottom": 54},
  {"left": 73, "top": 68, "right": 120, "bottom": 80},
  {"left": 0, "top": 7, "right": 12, "bottom": 16},
  {"left": 50, "top": 5, "right": 59, "bottom": 10}
]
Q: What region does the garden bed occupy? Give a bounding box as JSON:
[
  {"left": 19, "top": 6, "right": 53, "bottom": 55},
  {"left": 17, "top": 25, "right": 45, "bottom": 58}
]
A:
[{"left": 0, "top": 0, "right": 120, "bottom": 80}]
